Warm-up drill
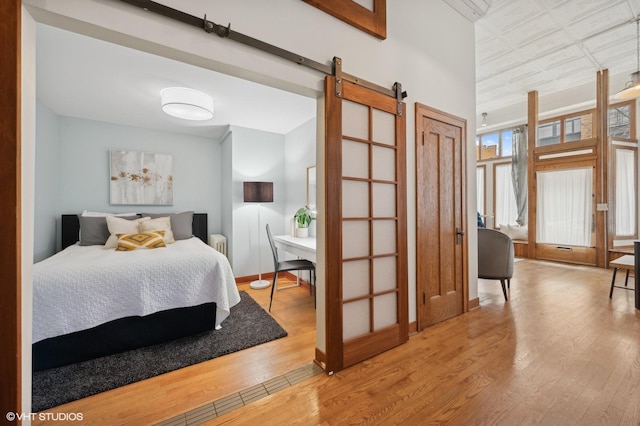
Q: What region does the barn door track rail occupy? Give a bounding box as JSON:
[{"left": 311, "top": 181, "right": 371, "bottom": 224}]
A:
[{"left": 118, "top": 0, "right": 406, "bottom": 115}]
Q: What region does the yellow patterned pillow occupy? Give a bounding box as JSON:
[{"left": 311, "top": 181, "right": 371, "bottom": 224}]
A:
[{"left": 115, "top": 231, "right": 166, "bottom": 251}]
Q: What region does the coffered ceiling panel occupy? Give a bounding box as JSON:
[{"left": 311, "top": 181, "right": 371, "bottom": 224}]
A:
[
  {"left": 475, "top": 0, "right": 640, "bottom": 119},
  {"left": 486, "top": 0, "right": 543, "bottom": 33},
  {"left": 518, "top": 31, "right": 574, "bottom": 58},
  {"left": 583, "top": 24, "right": 635, "bottom": 52},
  {"left": 592, "top": 38, "right": 636, "bottom": 63},
  {"left": 500, "top": 14, "right": 558, "bottom": 47},
  {"left": 564, "top": 2, "right": 632, "bottom": 40},
  {"left": 551, "top": 0, "right": 623, "bottom": 24}
]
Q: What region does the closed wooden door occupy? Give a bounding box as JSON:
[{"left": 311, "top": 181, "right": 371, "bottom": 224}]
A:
[
  {"left": 324, "top": 76, "right": 408, "bottom": 373},
  {"left": 416, "top": 104, "right": 467, "bottom": 329}
]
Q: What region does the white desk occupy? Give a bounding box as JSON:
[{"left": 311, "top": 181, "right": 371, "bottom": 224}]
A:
[{"left": 272, "top": 235, "right": 316, "bottom": 263}]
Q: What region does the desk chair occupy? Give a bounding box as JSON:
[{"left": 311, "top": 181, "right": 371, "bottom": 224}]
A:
[
  {"left": 609, "top": 255, "right": 635, "bottom": 298},
  {"left": 266, "top": 224, "right": 316, "bottom": 311}
]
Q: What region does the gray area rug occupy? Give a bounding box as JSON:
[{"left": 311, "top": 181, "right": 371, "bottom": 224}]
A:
[{"left": 32, "top": 291, "right": 287, "bottom": 412}]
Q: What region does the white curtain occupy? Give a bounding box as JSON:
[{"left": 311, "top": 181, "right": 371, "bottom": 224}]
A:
[
  {"left": 495, "top": 163, "right": 517, "bottom": 226},
  {"left": 477, "top": 167, "right": 485, "bottom": 216},
  {"left": 537, "top": 167, "right": 593, "bottom": 246},
  {"left": 511, "top": 126, "right": 527, "bottom": 225},
  {"left": 615, "top": 149, "right": 636, "bottom": 236}
]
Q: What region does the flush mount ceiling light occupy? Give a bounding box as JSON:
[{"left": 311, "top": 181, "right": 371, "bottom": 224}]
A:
[
  {"left": 481, "top": 112, "right": 488, "bottom": 127},
  {"left": 615, "top": 18, "right": 640, "bottom": 100},
  {"left": 161, "top": 87, "right": 214, "bottom": 121}
]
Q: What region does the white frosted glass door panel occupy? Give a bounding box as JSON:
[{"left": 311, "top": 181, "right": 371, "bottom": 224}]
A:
[
  {"left": 373, "top": 257, "right": 396, "bottom": 292},
  {"left": 374, "top": 293, "right": 397, "bottom": 330},
  {"left": 343, "top": 299, "right": 369, "bottom": 340},
  {"left": 343, "top": 220, "right": 370, "bottom": 258},
  {"left": 343, "top": 100, "right": 369, "bottom": 140},
  {"left": 373, "top": 220, "right": 396, "bottom": 255},
  {"left": 343, "top": 260, "right": 370, "bottom": 300},
  {"left": 372, "top": 183, "right": 396, "bottom": 217},
  {"left": 372, "top": 108, "right": 395, "bottom": 145},
  {"left": 372, "top": 146, "right": 396, "bottom": 181},
  {"left": 342, "top": 140, "right": 369, "bottom": 178},
  {"left": 343, "top": 180, "right": 369, "bottom": 218}
]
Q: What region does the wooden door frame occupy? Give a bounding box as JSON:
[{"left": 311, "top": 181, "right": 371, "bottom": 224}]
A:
[
  {"left": 0, "top": 0, "right": 22, "bottom": 417},
  {"left": 415, "top": 103, "right": 468, "bottom": 331}
]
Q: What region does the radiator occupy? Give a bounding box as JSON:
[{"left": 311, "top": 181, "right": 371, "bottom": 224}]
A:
[{"left": 209, "top": 234, "right": 227, "bottom": 257}]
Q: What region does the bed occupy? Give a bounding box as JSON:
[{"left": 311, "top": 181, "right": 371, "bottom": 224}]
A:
[{"left": 32, "top": 212, "right": 240, "bottom": 371}]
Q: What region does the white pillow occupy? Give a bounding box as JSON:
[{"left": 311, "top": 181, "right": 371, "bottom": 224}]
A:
[
  {"left": 104, "top": 216, "right": 150, "bottom": 248},
  {"left": 498, "top": 224, "right": 510, "bottom": 237},
  {"left": 139, "top": 216, "right": 175, "bottom": 244},
  {"left": 508, "top": 224, "right": 528, "bottom": 241},
  {"left": 82, "top": 210, "right": 138, "bottom": 217}
]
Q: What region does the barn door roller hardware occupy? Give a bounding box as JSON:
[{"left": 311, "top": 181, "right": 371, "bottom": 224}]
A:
[{"left": 118, "top": 0, "right": 407, "bottom": 115}]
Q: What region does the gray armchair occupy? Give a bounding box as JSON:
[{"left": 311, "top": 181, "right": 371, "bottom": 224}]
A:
[{"left": 478, "top": 228, "right": 514, "bottom": 301}]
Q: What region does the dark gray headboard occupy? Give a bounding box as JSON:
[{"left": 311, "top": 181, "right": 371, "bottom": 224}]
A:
[{"left": 61, "top": 213, "right": 208, "bottom": 250}]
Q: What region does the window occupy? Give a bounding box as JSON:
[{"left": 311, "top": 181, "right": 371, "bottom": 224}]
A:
[
  {"left": 477, "top": 166, "right": 485, "bottom": 216},
  {"left": 536, "top": 167, "right": 593, "bottom": 247},
  {"left": 479, "top": 132, "right": 499, "bottom": 160},
  {"left": 501, "top": 130, "right": 513, "bottom": 156},
  {"left": 565, "top": 116, "right": 581, "bottom": 141},
  {"left": 614, "top": 148, "right": 636, "bottom": 237},
  {"left": 494, "top": 163, "right": 517, "bottom": 226},
  {"left": 538, "top": 120, "right": 560, "bottom": 146},
  {"left": 476, "top": 128, "right": 515, "bottom": 161},
  {"left": 609, "top": 103, "right": 632, "bottom": 140},
  {"left": 537, "top": 111, "right": 594, "bottom": 146}
]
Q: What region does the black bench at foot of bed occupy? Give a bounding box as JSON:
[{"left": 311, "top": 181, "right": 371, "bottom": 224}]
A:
[{"left": 33, "top": 302, "right": 216, "bottom": 372}]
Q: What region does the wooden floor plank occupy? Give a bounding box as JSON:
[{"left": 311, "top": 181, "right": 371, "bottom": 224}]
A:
[{"left": 33, "top": 260, "right": 640, "bottom": 425}]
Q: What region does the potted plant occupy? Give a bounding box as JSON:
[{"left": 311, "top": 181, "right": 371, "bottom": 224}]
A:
[{"left": 294, "top": 205, "right": 312, "bottom": 238}]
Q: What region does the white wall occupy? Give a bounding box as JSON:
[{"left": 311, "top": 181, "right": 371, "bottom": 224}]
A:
[
  {"left": 284, "top": 118, "right": 317, "bottom": 232},
  {"left": 220, "top": 129, "right": 234, "bottom": 264},
  {"left": 34, "top": 101, "right": 59, "bottom": 262},
  {"left": 230, "top": 126, "right": 286, "bottom": 277},
  {"left": 32, "top": 115, "right": 224, "bottom": 259}
]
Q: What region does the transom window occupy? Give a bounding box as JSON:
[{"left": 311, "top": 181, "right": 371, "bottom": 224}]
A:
[
  {"left": 609, "top": 102, "right": 634, "bottom": 140},
  {"left": 476, "top": 129, "right": 514, "bottom": 161},
  {"left": 537, "top": 111, "right": 593, "bottom": 147}
]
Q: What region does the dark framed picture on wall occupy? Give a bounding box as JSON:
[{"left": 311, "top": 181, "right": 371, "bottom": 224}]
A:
[
  {"left": 109, "top": 150, "right": 174, "bottom": 205},
  {"left": 302, "top": 0, "right": 387, "bottom": 39}
]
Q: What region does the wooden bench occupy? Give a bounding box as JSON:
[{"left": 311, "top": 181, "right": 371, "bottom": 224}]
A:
[{"left": 609, "top": 255, "right": 636, "bottom": 298}]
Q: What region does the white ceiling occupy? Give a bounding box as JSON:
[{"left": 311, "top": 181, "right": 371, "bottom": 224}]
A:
[
  {"left": 36, "top": 24, "right": 317, "bottom": 140},
  {"left": 475, "top": 0, "right": 640, "bottom": 119}
]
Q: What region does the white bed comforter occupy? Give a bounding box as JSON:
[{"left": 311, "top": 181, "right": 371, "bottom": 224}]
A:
[{"left": 32, "top": 238, "right": 240, "bottom": 343}]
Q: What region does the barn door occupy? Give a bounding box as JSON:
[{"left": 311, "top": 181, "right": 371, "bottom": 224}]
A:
[{"left": 324, "top": 75, "right": 408, "bottom": 373}]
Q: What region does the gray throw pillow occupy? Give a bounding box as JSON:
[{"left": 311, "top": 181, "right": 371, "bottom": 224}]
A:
[
  {"left": 77, "top": 216, "right": 109, "bottom": 246},
  {"left": 140, "top": 211, "right": 194, "bottom": 240},
  {"left": 78, "top": 215, "right": 138, "bottom": 246}
]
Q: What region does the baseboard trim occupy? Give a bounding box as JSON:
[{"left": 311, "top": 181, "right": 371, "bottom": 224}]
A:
[
  {"left": 314, "top": 347, "right": 327, "bottom": 371},
  {"left": 408, "top": 321, "right": 418, "bottom": 336},
  {"left": 236, "top": 272, "right": 312, "bottom": 291},
  {"left": 468, "top": 297, "right": 480, "bottom": 310}
]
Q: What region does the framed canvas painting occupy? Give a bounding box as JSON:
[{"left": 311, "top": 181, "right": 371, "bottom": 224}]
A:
[{"left": 109, "top": 150, "right": 173, "bottom": 205}]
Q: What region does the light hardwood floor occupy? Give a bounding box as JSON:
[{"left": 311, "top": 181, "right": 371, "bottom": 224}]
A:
[{"left": 36, "top": 261, "right": 640, "bottom": 425}]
